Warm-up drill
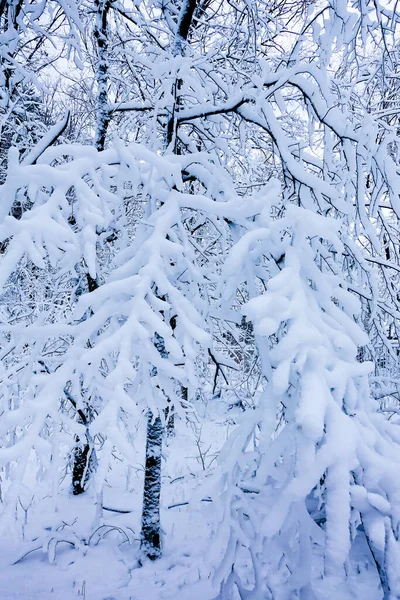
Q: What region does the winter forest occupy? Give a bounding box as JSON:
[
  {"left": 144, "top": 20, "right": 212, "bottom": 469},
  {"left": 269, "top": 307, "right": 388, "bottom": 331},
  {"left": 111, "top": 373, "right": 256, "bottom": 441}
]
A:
[{"left": 3, "top": 0, "right": 400, "bottom": 598}]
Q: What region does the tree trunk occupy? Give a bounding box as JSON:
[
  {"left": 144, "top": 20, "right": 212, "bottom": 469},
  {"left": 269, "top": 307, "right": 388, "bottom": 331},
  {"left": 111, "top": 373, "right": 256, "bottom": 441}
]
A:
[
  {"left": 70, "top": 1, "right": 105, "bottom": 490},
  {"left": 166, "top": 402, "right": 175, "bottom": 437},
  {"left": 139, "top": 0, "right": 198, "bottom": 562},
  {"left": 140, "top": 411, "right": 163, "bottom": 560},
  {"left": 68, "top": 391, "right": 97, "bottom": 496},
  {"left": 72, "top": 429, "right": 96, "bottom": 495},
  {"left": 94, "top": 0, "right": 111, "bottom": 151}
]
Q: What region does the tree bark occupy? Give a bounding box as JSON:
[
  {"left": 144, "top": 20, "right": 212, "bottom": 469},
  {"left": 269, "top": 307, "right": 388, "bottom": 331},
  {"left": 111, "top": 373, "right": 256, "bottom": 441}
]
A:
[
  {"left": 140, "top": 411, "right": 163, "bottom": 560},
  {"left": 139, "top": 0, "right": 198, "bottom": 562},
  {"left": 70, "top": 398, "right": 97, "bottom": 495},
  {"left": 72, "top": 429, "right": 97, "bottom": 495},
  {"left": 94, "top": 0, "right": 112, "bottom": 151},
  {"left": 70, "top": 0, "right": 109, "bottom": 492}
]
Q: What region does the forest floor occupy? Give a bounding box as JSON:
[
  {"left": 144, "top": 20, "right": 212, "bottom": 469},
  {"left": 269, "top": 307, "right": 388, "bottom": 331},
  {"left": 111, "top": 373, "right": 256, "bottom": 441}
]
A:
[
  {"left": 0, "top": 401, "right": 228, "bottom": 599},
  {"left": 0, "top": 401, "right": 385, "bottom": 599}
]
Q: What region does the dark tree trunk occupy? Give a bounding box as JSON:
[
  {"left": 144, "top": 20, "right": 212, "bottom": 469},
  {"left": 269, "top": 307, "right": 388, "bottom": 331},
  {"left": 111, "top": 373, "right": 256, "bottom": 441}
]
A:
[
  {"left": 140, "top": 411, "right": 163, "bottom": 560},
  {"left": 166, "top": 402, "right": 175, "bottom": 437},
  {"left": 68, "top": 390, "right": 97, "bottom": 495},
  {"left": 139, "top": 0, "right": 198, "bottom": 563},
  {"left": 165, "top": 385, "right": 187, "bottom": 437},
  {"left": 165, "top": 0, "right": 198, "bottom": 151},
  {"left": 72, "top": 430, "right": 96, "bottom": 495},
  {"left": 70, "top": 267, "right": 99, "bottom": 494},
  {"left": 94, "top": 0, "right": 112, "bottom": 151}
]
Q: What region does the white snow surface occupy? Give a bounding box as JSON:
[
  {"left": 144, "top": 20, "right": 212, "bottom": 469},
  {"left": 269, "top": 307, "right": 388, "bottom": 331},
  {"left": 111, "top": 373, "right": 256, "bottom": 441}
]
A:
[{"left": 0, "top": 409, "right": 384, "bottom": 599}]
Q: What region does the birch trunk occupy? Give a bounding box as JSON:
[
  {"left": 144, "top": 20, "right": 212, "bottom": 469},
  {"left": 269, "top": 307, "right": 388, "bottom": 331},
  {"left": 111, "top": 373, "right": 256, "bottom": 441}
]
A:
[
  {"left": 140, "top": 411, "right": 163, "bottom": 560},
  {"left": 139, "top": 0, "right": 198, "bottom": 561}
]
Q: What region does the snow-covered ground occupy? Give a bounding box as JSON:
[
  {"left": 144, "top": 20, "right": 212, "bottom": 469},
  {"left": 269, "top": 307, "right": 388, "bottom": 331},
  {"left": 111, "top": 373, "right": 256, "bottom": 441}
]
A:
[
  {"left": 0, "top": 405, "right": 385, "bottom": 600},
  {"left": 0, "top": 408, "right": 227, "bottom": 599}
]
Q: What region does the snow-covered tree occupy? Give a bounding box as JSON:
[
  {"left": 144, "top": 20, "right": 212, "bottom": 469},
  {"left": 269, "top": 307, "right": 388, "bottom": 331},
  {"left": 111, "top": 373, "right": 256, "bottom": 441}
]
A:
[{"left": 2, "top": 0, "right": 400, "bottom": 597}]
